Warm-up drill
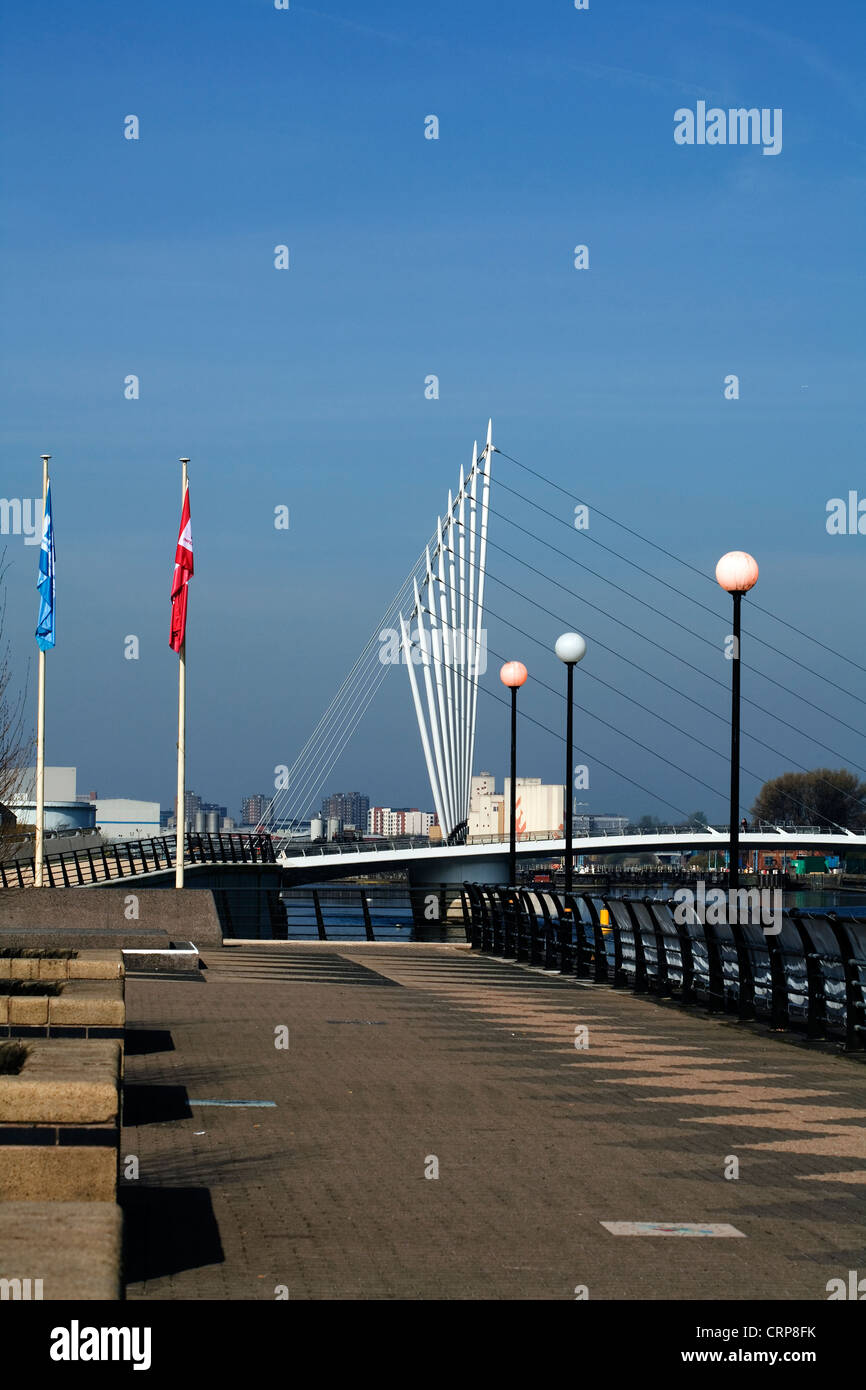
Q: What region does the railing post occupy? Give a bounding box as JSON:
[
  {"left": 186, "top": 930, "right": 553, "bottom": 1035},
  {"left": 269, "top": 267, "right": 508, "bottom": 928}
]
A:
[
  {"left": 312, "top": 889, "right": 327, "bottom": 941},
  {"left": 360, "top": 890, "right": 375, "bottom": 942},
  {"left": 458, "top": 887, "right": 472, "bottom": 944}
]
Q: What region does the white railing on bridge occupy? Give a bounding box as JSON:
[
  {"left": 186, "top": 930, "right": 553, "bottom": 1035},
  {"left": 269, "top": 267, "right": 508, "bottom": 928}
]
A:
[{"left": 273, "top": 823, "right": 858, "bottom": 860}]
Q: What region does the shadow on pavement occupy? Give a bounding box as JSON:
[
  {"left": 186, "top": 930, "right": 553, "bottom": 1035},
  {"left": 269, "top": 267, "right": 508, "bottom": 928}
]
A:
[
  {"left": 123, "top": 1083, "right": 192, "bottom": 1125},
  {"left": 121, "top": 1187, "right": 225, "bottom": 1282},
  {"left": 124, "top": 1028, "right": 175, "bottom": 1056}
]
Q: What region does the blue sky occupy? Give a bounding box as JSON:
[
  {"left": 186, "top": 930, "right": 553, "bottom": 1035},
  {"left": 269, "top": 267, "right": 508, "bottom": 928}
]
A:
[{"left": 1, "top": 0, "right": 864, "bottom": 824}]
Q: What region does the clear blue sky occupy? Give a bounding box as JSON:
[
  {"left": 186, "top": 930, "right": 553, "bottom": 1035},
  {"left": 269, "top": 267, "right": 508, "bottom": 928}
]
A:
[{"left": 1, "top": 0, "right": 864, "bottom": 824}]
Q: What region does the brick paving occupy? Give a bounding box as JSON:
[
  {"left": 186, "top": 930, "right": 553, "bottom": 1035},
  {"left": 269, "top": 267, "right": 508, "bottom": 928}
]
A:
[{"left": 121, "top": 943, "right": 866, "bottom": 1301}]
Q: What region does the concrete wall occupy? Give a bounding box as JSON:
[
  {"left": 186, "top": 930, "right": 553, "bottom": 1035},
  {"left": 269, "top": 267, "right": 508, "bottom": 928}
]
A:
[{"left": 0, "top": 888, "right": 223, "bottom": 947}]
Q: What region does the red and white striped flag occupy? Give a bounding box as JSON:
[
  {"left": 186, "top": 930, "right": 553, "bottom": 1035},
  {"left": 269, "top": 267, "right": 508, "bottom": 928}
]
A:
[{"left": 169, "top": 486, "right": 193, "bottom": 652}]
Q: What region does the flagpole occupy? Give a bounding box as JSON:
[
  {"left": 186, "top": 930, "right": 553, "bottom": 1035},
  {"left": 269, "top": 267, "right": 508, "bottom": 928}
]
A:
[
  {"left": 34, "top": 455, "right": 51, "bottom": 888},
  {"left": 175, "top": 458, "right": 189, "bottom": 889}
]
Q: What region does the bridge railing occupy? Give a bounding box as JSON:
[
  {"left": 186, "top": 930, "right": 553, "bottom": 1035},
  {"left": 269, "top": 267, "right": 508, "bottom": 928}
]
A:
[
  {"left": 273, "top": 823, "right": 856, "bottom": 859},
  {"left": 0, "top": 831, "right": 277, "bottom": 889},
  {"left": 464, "top": 884, "right": 866, "bottom": 1052}
]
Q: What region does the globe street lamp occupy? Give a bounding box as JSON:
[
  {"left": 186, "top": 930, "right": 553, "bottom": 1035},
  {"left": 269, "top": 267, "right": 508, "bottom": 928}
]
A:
[
  {"left": 555, "top": 633, "right": 587, "bottom": 896},
  {"left": 500, "top": 661, "right": 528, "bottom": 888},
  {"left": 715, "top": 551, "right": 759, "bottom": 890}
]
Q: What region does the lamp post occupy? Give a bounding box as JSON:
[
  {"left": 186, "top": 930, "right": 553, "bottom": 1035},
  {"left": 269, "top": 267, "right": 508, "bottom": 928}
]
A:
[
  {"left": 715, "top": 551, "right": 759, "bottom": 890},
  {"left": 500, "top": 661, "right": 528, "bottom": 887},
  {"left": 555, "top": 633, "right": 587, "bottom": 896}
]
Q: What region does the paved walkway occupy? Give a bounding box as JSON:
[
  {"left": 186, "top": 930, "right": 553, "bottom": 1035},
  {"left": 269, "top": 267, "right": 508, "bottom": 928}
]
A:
[{"left": 122, "top": 944, "right": 866, "bottom": 1300}]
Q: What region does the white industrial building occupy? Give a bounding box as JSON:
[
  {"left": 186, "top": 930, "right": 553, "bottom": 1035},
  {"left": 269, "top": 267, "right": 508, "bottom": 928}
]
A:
[
  {"left": 467, "top": 773, "right": 564, "bottom": 840},
  {"left": 9, "top": 768, "right": 159, "bottom": 842},
  {"left": 93, "top": 799, "right": 161, "bottom": 841}
]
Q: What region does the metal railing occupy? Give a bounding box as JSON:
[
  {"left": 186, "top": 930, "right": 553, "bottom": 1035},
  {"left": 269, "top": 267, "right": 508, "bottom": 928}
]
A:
[
  {"left": 272, "top": 822, "right": 859, "bottom": 859},
  {"left": 0, "top": 831, "right": 276, "bottom": 889},
  {"left": 2, "top": 819, "right": 859, "bottom": 888},
  {"left": 464, "top": 885, "right": 866, "bottom": 1052}
]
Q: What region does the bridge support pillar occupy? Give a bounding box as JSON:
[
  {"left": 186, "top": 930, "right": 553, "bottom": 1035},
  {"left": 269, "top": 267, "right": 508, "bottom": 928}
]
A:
[{"left": 406, "top": 856, "right": 510, "bottom": 890}]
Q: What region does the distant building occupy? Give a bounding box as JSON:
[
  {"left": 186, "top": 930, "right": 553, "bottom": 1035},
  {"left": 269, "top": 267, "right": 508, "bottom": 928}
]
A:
[
  {"left": 13, "top": 767, "right": 77, "bottom": 803},
  {"left": 468, "top": 773, "right": 503, "bottom": 837},
  {"left": 468, "top": 775, "right": 564, "bottom": 839},
  {"left": 95, "top": 798, "right": 161, "bottom": 841},
  {"left": 574, "top": 813, "right": 630, "bottom": 836},
  {"left": 368, "top": 807, "right": 437, "bottom": 837},
  {"left": 9, "top": 767, "right": 95, "bottom": 833},
  {"left": 10, "top": 767, "right": 159, "bottom": 839},
  {"left": 321, "top": 792, "right": 369, "bottom": 832},
  {"left": 241, "top": 794, "right": 271, "bottom": 827},
  {"left": 179, "top": 791, "right": 201, "bottom": 832}
]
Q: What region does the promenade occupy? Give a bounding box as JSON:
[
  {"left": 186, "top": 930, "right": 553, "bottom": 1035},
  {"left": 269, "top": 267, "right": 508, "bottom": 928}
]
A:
[{"left": 121, "top": 943, "right": 866, "bottom": 1301}]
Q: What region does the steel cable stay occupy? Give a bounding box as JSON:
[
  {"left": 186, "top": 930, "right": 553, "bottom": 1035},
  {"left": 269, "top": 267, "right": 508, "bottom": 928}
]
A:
[
  {"left": 413, "top": 603, "right": 863, "bottom": 834},
  {"left": 271, "top": 431, "right": 864, "bottom": 844},
  {"left": 265, "top": 535, "right": 435, "bottom": 830},
  {"left": 475, "top": 597, "right": 866, "bottom": 818},
  {"left": 487, "top": 486, "right": 866, "bottom": 715},
  {"left": 425, "top": 532, "right": 866, "bottom": 782},
  {"left": 401, "top": 630, "right": 695, "bottom": 821},
  {"left": 493, "top": 447, "right": 866, "bottom": 681},
  {"left": 267, "top": 621, "right": 402, "bottom": 831},
  {"left": 478, "top": 542, "right": 866, "bottom": 777}
]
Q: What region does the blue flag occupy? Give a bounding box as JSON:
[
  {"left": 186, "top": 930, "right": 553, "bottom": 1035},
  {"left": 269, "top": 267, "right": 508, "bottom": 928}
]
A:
[{"left": 35, "top": 480, "right": 55, "bottom": 651}]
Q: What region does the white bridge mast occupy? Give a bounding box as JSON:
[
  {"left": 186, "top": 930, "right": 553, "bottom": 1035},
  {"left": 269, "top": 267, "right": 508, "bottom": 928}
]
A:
[{"left": 401, "top": 422, "right": 493, "bottom": 842}]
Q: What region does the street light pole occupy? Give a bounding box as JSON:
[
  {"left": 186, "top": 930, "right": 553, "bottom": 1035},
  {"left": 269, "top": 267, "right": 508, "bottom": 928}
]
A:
[
  {"left": 499, "top": 661, "right": 528, "bottom": 887},
  {"left": 555, "top": 633, "right": 587, "bottom": 896},
  {"left": 716, "top": 552, "right": 759, "bottom": 892}
]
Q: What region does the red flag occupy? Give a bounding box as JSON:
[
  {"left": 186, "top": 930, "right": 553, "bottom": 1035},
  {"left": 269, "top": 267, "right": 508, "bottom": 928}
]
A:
[{"left": 169, "top": 486, "right": 193, "bottom": 652}]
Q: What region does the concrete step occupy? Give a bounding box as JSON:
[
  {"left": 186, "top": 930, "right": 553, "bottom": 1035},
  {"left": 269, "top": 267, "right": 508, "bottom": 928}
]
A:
[{"left": 0, "top": 927, "right": 171, "bottom": 949}]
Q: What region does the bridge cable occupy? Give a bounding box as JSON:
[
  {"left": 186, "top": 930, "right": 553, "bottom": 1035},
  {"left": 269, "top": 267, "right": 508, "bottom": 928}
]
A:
[
  {"left": 402, "top": 633, "right": 696, "bottom": 821},
  {"left": 493, "top": 448, "right": 866, "bottom": 681},
  {"left": 418, "top": 601, "right": 861, "bottom": 831},
  {"left": 420, "top": 535, "right": 866, "bottom": 781},
  {"left": 265, "top": 534, "right": 436, "bottom": 830},
  {"left": 474, "top": 599, "right": 866, "bottom": 825},
  {"left": 478, "top": 543, "right": 866, "bottom": 777},
  {"left": 489, "top": 478, "right": 866, "bottom": 715}
]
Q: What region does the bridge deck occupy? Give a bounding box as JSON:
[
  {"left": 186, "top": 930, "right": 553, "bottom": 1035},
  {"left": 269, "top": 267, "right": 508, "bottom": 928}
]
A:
[{"left": 122, "top": 944, "right": 865, "bottom": 1300}]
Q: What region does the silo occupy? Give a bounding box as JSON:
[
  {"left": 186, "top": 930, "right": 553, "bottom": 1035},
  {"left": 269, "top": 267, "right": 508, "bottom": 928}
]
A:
[
  {"left": 206, "top": 810, "right": 219, "bottom": 834},
  {"left": 194, "top": 810, "right": 205, "bottom": 833},
  {"left": 310, "top": 817, "right": 324, "bottom": 841},
  {"left": 327, "top": 816, "right": 341, "bottom": 842}
]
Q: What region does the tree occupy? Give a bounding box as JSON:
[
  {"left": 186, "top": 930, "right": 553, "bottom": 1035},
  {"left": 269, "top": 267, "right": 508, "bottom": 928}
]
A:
[{"left": 750, "top": 769, "right": 866, "bottom": 833}]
